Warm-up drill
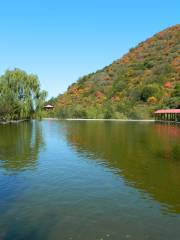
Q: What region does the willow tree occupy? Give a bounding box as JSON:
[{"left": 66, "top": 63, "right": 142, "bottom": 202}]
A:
[{"left": 0, "top": 69, "right": 47, "bottom": 121}]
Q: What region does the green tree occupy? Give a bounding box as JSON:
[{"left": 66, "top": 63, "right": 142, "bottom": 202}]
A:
[
  {"left": 0, "top": 69, "right": 47, "bottom": 121},
  {"left": 140, "top": 84, "right": 159, "bottom": 102}
]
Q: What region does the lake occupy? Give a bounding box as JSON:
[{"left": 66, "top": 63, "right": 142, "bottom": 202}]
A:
[{"left": 0, "top": 120, "right": 180, "bottom": 240}]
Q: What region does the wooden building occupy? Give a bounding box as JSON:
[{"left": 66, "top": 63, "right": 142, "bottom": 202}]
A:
[{"left": 155, "top": 109, "right": 180, "bottom": 123}]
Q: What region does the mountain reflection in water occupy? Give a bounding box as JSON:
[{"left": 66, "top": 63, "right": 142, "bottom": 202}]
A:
[{"left": 64, "top": 121, "right": 180, "bottom": 214}]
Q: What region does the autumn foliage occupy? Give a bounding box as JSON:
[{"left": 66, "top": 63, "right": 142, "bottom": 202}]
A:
[{"left": 52, "top": 25, "right": 180, "bottom": 119}]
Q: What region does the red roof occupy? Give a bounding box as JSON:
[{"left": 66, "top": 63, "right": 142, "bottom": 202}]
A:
[{"left": 155, "top": 109, "right": 180, "bottom": 114}]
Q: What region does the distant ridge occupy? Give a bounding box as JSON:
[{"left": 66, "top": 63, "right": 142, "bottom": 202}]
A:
[{"left": 52, "top": 25, "right": 180, "bottom": 119}]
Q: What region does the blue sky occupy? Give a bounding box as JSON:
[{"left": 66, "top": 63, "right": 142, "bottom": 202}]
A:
[{"left": 0, "top": 0, "right": 179, "bottom": 98}]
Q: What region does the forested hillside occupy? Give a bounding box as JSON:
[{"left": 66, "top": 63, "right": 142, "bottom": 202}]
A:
[{"left": 54, "top": 25, "right": 180, "bottom": 119}]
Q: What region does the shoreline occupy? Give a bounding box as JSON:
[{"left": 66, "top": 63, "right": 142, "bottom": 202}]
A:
[
  {"left": 42, "top": 118, "right": 179, "bottom": 124},
  {"left": 0, "top": 119, "right": 28, "bottom": 125},
  {"left": 1, "top": 118, "right": 179, "bottom": 124},
  {"left": 43, "top": 118, "right": 155, "bottom": 122}
]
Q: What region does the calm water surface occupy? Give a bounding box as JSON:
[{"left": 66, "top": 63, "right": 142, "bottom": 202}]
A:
[{"left": 0, "top": 120, "right": 180, "bottom": 240}]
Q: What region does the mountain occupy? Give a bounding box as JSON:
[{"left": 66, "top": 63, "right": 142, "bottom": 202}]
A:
[{"left": 54, "top": 25, "right": 180, "bottom": 119}]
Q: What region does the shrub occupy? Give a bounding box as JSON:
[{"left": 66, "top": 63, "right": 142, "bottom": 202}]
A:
[
  {"left": 164, "top": 81, "right": 172, "bottom": 89},
  {"left": 147, "top": 96, "right": 157, "bottom": 104},
  {"left": 140, "top": 84, "right": 159, "bottom": 102},
  {"left": 173, "top": 83, "right": 180, "bottom": 97},
  {"left": 143, "top": 60, "right": 154, "bottom": 69},
  {"left": 102, "top": 103, "right": 114, "bottom": 119},
  {"left": 129, "top": 88, "right": 141, "bottom": 101},
  {"left": 86, "top": 107, "right": 99, "bottom": 119},
  {"left": 58, "top": 108, "right": 68, "bottom": 119},
  {"left": 164, "top": 97, "right": 180, "bottom": 109},
  {"left": 113, "top": 80, "right": 126, "bottom": 93}
]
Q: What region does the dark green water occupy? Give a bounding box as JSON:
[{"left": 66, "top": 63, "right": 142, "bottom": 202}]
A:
[{"left": 0, "top": 120, "right": 180, "bottom": 240}]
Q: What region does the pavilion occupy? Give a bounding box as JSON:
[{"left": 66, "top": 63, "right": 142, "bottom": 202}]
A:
[
  {"left": 43, "top": 104, "right": 54, "bottom": 110},
  {"left": 154, "top": 109, "right": 180, "bottom": 122}
]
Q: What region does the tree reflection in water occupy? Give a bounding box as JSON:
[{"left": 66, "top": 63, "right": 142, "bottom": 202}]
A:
[{"left": 0, "top": 121, "right": 45, "bottom": 171}]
